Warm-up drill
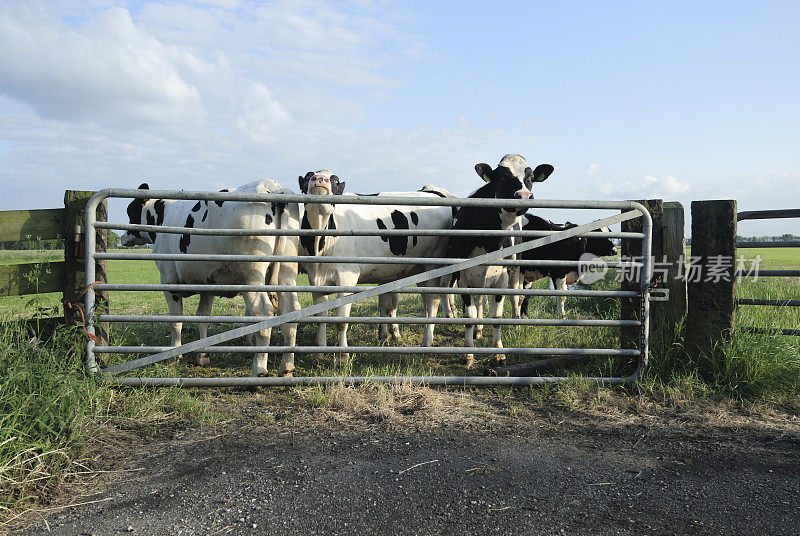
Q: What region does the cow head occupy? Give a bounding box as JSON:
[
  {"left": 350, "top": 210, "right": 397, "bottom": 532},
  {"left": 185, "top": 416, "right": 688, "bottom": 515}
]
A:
[
  {"left": 120, "top": 183, "right": 158, "bottom": 247},
  {"left": 586, "top": 227, "right": 618, "bottom": 257},
  {"left": 298, "top": 170, "right": 345, "bottom": 223},
  {"left": 474, "top": 154, "right": 553, "bottom": 216}
]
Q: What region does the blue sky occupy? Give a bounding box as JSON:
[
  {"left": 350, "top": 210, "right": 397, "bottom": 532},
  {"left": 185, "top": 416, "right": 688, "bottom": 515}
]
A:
[{"left": 1, "top": 0, "right": 798, "bottom": 235}]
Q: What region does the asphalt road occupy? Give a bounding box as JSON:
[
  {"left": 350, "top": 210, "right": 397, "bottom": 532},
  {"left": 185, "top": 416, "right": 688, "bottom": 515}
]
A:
[{"left": 19, "top": 411, "right": 800, "bottom": 536}]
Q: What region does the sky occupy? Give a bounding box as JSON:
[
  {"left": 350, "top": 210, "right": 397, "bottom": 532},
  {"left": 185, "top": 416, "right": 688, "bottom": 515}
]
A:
[{"left": 1, "top": 0, "right": 798, "bottom": 236}]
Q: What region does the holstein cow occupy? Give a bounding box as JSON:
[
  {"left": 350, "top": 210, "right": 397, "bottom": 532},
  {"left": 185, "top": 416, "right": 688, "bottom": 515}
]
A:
[
  {"left": 449, "top": 154, "right": 554, "bottom": 368},
  {"left": 511, "top": 215, "right": 618, "bottom": 319},
  {"left": 120, "top": 180, "right": 301, "bottom": 377},
  {"left": 297, "top": 171, "right": 455, "bottom": 356}
]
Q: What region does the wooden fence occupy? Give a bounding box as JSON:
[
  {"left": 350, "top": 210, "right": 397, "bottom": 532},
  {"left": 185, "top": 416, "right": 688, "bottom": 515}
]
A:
[{"left": 0, "top": 191, "right": 108, "bottom": 343}]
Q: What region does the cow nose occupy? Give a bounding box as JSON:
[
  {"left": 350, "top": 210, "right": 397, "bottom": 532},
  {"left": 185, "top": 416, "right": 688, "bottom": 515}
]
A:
[{"left": 515, "top": 190, "right": 531, "bottom": 200}]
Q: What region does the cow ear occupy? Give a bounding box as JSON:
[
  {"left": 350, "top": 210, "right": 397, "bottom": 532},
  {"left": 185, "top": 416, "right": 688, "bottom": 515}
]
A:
[
  {"left": 138, "top": 183, "right": 149, "bottom": 190},
  {"left": 532, "top": 164, "right": 554, "bottom": 183},
  {"left": 298, "top": 172, "right": 314, "bottom": 194},
  {"left": 331, "top": 175, "right": 346, "bottom": 195},
  {"left": 474, "top": 163, "right": 493, "bottom": 182}
]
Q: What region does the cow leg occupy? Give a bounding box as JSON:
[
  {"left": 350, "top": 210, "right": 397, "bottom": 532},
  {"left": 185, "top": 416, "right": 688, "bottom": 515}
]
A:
[
  {"left": 489, "top": 292, "right": 506, "bottom": 368},
  {"left": 509, "top": 267, "right": 523, "bottom": 319},
  {"left": 194, "top": 293, "right": 213, "bottom": 366},
  {"left": 420, "top": 278, "right": 441, "bottom": 347},
  {"left": 334, "top": 299, "right": 354, "bottom": 361},
  {"left": 312, "top": 292, "right": 330, "bottom": 361},
  {"left": 244, "top": 291, "right": 274, "bottom": 377},
  {"left": 474, "top": 295, "right": 485, "bottom": 340},
  {"left": 277, "top": 287, "right": 301, "bottom": 377},
  {"left": 520, "top": 281, "right": 533, "bottom": 319},
  {"left": 462, "top": 294, "right": 477, "bottom": 368},
  {"left": 164, "top": 291, "right": 183, "bottom": 362},
  {"left": 378, "top": 292, "right": 401, "bottom": 344},
  {"left": 555, "top": 277, "right": 568, "bottom": 319}
]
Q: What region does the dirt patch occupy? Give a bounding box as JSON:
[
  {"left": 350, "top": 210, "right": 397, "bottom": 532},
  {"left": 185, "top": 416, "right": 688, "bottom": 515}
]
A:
[{"left": 11, "top": 387, "right": 800, "bottom": 535}]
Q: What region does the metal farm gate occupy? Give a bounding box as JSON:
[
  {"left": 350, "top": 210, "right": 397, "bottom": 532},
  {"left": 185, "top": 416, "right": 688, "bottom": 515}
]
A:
[
  {"left": 82, "top": 189, "right": 656, "bottom": 387},
  {"left": 736, "top": 208, "right": 800, "bottom": 336}
]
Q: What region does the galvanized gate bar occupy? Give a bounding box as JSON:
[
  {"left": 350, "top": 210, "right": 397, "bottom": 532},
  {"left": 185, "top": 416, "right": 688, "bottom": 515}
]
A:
[
  {"left": 94, "top": 283, "right": 640, "bottom": 298},
  {"left": 93, "top": 252, "right": 640, "bottom": 268},
  {"left": 99, "top": 315, "right": 641, "bottom": 327},
  {"left": 94, "top": 346, "right": 640, "bottom": 356},
  {"left": 112, "top": 375, "right": 632, "bottom": 387},
  {"left": 97, "top": 208, "right": 647, "bottom": 376},
  {"left": 737, "top": 298, "right": 800, "bottom": 307},
  {"left": 95, "top": 221, "right": 643, "bottom": 240}
]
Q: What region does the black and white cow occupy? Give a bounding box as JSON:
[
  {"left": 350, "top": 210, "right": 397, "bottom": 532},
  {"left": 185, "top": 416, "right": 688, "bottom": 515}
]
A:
[
  {"left": 120, "top": 180, "right": 301, "bottom": 377},
  {"left": 449, "top": 154, "right": 554, "bottom": 368},
  {"left": 297, "top": 171, "right": 455, "bottom": 356},
  {"left": 511, "top": 215, "right": 617, "bottom": 319}
]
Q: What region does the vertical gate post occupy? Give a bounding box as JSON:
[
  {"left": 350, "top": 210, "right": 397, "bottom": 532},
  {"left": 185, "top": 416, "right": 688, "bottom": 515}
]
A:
[
  {"left": 685, "top": 200, "right": 736, "bottom": 378},
  {"left": 64, "top": 190, "right": 108, "bottom": 350},
  {"left": 621, "top": 199, "right": 663, "bottom": 364}
]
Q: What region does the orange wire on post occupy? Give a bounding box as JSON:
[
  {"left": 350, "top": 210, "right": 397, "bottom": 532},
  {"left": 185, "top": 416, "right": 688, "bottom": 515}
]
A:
[{"left": 62, "top": 280, "right": 103, "bottom": 341}]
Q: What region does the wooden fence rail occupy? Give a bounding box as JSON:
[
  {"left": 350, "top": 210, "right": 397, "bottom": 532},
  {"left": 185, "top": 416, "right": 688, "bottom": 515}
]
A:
[{"left": 0, "top": 191, "right": 107, "bottom": 344}]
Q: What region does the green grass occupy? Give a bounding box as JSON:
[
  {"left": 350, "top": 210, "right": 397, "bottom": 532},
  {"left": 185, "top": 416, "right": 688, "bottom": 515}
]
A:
[{"left": 0, "top": 320, "right": 224, "bottom": 527}]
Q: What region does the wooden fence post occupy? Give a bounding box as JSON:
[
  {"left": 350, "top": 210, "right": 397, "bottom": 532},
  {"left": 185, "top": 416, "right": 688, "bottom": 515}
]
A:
[
  {"left": 64, "top": 191, "right": 109, "bottom": 350},
  {"left": 661, "top": 201, "right": 688, "bottom": 336},
  {"left": 685, "top": 200, "right": 737, "bottom": 378}
]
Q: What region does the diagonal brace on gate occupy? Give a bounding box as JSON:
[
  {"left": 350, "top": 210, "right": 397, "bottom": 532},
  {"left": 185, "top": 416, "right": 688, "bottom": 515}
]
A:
[{"left": 102, "top": 209, "right": 647, "bottom": 375}]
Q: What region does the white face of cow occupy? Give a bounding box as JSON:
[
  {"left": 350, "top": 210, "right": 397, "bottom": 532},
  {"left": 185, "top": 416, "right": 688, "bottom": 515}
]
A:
[{"left": 298, "top": 170, "right": 345, "bottom": 225}]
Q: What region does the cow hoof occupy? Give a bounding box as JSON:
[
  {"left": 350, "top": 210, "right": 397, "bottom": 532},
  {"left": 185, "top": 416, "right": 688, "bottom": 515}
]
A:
[
  {"left": 464, "top": 355, "right": 475, "bottom": 368},
  {"left": 251, "top": 365, "right": 268, "bottom": 377},
  {"left": 492, "top": 357, "right": 507, "bottom": 369},
  {"left": 195, "top": 354, "right": 210, "bottom": 367},
  {"left": 474, "top": 332, "right": 483, "bottom": 341},
  {"left": 279, "top": 369, "right": 294, "bottom": 378}
]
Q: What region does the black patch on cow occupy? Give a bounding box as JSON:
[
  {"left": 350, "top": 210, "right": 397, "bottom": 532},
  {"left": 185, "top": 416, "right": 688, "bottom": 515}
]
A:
[
  {"left": 154, "top": 200, "right": 165, "bottom": 226},
  {"left": 215, "top": 189, "right": 228, "bottom": 207},
  {"left": 300, "top": 213, "right": 315, "bottom": 255},
  {"left": 201, "top": 210, "right": 208, "bottom": 222},
  {"left": 264, "top": 212, "right": 273, "bottom": 225},
  {"left": 300, "top": 212, "right": 335, "bottom": 254},
  {"left": 463, "top": 294, "right": 472, "bottom": 307},
  {"left": 494, "top": 294, "right": 503, "bottom": 303},
  {"left": 125, "top": 197, "right": 145, "bottom": 238},
  {"left": 410, "top": 211, "right": 419, "bottom": 225},
  {"left": 170, "top": 292, "right": 180, "bottom": 302},
  {"left": 271, "top": 201, "right": 286, "bottom": 217},
  {"left": 356, "top": 192, "right": 380, "bottom": 196},
  {"left": 191, "top": 201, "right": 201, "bottom": 212},
  {"left": 145, "top": 210, "right": 157, "bottom": 242},
  {"left": 179, "top": 214, "right": 194, "bottom": 253},
  {"left": 376, "top": 211, "right": 412, "bottom": 255}
]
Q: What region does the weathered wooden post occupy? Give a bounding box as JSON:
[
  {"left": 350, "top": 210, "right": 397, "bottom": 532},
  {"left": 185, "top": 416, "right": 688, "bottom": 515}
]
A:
[
  {"left": 661, "top": 201, "right": 688, "bottom": 335},
  {"left": 685, "top": 200, "right": 737, "bottom": 378},
  {"left": 63, "top": 191, "right": 109, "bottom": 350},
  {"left": 620, "top": 199, "right": 662, "bottom": 366}
]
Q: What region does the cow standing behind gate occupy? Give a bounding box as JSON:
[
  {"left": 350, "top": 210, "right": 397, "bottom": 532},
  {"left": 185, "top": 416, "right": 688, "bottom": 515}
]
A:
[
  {"left": 449, "top": 154, "right": 554, "bottom": 368},
  {"left": 297, "top": 171, "right": 455, "bottom": 358},
  {"left": 120, "top": 179, "right": 301, "bottom": 377}
]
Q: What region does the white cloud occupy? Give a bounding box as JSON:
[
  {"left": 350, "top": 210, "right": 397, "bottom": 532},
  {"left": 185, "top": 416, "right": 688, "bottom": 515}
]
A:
[
  {"left": 0, "top": 5, "right": 208, "bottom": 133},
  {"left": 599, "top": 175, "right": 690, "bottom": 200},
  {"left": 236, "top": 83, "right": 292, "bottom": 143},
  {"left": 587, "top": 163, "right": 599, "bottom": 175}
]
